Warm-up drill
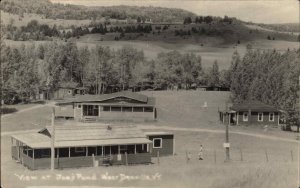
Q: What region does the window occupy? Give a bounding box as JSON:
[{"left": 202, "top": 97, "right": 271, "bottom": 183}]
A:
[
  {"left": 111, "top": 106, "right": 121, "bottom": 112},
  {"left": 269, "top": 113, "right": 274, "bottom": 121},
  {"left": 103, "top": 106, "right": 110, "bottom": 111},
  {"left": 243, "top": 112, "right": 248, "bottom": 122},
  {"left": 144, "top": 107, "right": 154, "bottom": 112},
  {"left": 258, "top": 113, "right": 263, "bottom": 122},
  {"left": 75, "top": 147, "right": 86, "bottom": 153},
  {"left": 120, "top": 145, "right": 128, "bottom": 154},
  {"left": 96, "top": 146, "right": 103, "bottom": 156},
  {"left": 153, "top": 138, "right": 162, "bottom": 148},
  {"left": 77, "top": 104, "right": 81, "bottom": 108},
  {"left": 133, "top": 107, "right": 143, "bottom": 112},
  {"left": 83, "top": 105, "right": 99, "bottom": 116},
  {"left": 123, "top": 107, "right": 132, "bottom": 112}
]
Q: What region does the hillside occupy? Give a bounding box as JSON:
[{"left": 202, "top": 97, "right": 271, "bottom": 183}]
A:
[
  {"left": 258, "top": 23, "right": 299, "bottom": 33},
  {"left": 0, "top": 0, "right": 196, "bottom": 22}
]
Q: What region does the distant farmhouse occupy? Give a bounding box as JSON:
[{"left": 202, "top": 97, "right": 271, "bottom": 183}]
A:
[
  {"left": 219, "top": 100, "right": 281, "bottom": 126},
  {"left": 11, "top": 125, "right": 174, "bottom": 170},
  {"left": 55, "top": 91, "right": 157, "bottom": 122},
  {"left": 39, "top": 82, "right": 88, "bottom": 100}
]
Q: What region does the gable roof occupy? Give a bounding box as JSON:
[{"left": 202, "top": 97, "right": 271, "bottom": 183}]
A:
[
  {"left": 12, "top": 125, "right": 151, "bottom": 149},
  {"left": 56, "top": 91, "right": 154, "bottom": 105},
  {"left": 230, "top": 100, "right": 279, "bottom": 112}
]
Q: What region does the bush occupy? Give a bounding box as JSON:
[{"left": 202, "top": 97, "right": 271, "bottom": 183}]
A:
[{"left": 0, "top": 107, "right": 18, "bottom": 115}]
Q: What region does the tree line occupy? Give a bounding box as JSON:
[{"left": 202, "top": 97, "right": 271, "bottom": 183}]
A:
[
  {"left": 1, "top": 0, "right": 196, "bottom": 23},
  {"left": 183, "top": 15, "right": 236, "bottom": 24},
  {"left": 228, "top": 49, "right": 300, "bottom": 130},
  {"left": 1, "top": 40, "right": 227, "bottom": 103},
  {"left": 3, "top": 19, "right": 155, "bottom": 41}
]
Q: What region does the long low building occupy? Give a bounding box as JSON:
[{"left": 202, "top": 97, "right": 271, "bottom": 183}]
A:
[
  {"left": 219, "top": 100, "right": 281, "bottom": 126},
  {"left": 55, "top": 91, "right": 157, "bottom": 122},
  {"left": 11, "top": 125, "right": 174, "bottom": 170}
]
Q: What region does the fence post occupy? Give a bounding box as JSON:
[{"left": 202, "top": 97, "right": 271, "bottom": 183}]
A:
[
  {"left": 240, "top": 148, "right": 243, "bottom": 161},
  {"left": 157, "top": 151, "right": 160, "bottom": 165},
  {"left": 186, "top": 151, "right": 188, "bottom": 163},
  {"left": 265, "top": 149, "right": 269, "bottom": 162}
]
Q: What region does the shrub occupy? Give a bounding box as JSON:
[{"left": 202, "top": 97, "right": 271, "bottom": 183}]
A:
[{"left": 0, "top": 107, "right": 18, "bottom": 115}]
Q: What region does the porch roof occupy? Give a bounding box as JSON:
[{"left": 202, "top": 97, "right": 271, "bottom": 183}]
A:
[
  {"left": 145, "top": 132, "right": 174, "bottom": 136},
  {"left": 11, "top": 125, "right": 152, "bottom": 149}
]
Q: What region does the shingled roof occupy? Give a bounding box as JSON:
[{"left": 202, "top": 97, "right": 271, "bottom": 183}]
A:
[
  {"left": 11, "top": 125, "right": 151, "bottom": 149},
  {"left": 230, "top": 100, "right": 279, "bottom": 112},
  {"left": 56, "top": 91, "right": 155, "bottom": 106}
]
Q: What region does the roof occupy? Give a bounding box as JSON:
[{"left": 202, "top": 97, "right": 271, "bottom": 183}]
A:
[
  {"left": 231, "top": 100, "right": 279, "bottom": 112},
  {"left": 58, "top": 81, "right": 79, "bottom": 89},
  {"left": 144, "top": 132, "right": 174, "bottom": 136},
  {"left": 56, "top": 91, "right": 155, "bottom": 106},
  {"left": 12, "top": 125, "right": 151, "bottom": 149}
]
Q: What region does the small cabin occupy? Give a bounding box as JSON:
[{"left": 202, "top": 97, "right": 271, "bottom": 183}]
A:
[{"left": 219, "top": 100, "right": 281, "bottom": 126}]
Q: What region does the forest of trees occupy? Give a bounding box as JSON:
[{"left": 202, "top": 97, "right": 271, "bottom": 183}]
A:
[
  {"left": 0, "top": 39, "right": 226, "bottom": 103},
  {"left": 228, "top": 49, "right": 300, "bottom": 129},
  {"left": 0, "top": 0, "right": 196, "bottom": 22}
]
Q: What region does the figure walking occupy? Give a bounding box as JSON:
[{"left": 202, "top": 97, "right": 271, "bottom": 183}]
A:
[{"left": 198, "top": 145, "right": 203, "bottom": 160}]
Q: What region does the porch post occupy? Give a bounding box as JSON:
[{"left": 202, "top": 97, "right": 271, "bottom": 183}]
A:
[
  {"left": 86, "top": 147, "right": 88, "bottom": 156},
  {"left": 134, "top": 145, "right": 136, "bottom": 154},
  {"left": 17, "top": 140, "right": 20, "bottom": 160},
  {"left": 69, "top": 147, "right": 70, "bottom": 158},
  {"left": 173, "top": 135, "right": 176, "bottom": 155},
  {"left": 32, "top": 149, "right": 35, "bottom": 170},
  {"left": 102, "top": 146, "right": 104, "bottom": 156},
  {"left": 109, "top": 146, "right": 111, "bottom": 155},
  {"left": 248, "top": 109, "right": 251, "bottom": 124},
  {"left": 99, "top": 105, "right": 101, "bottom": 117},
  {"left": 118, "top": 145, "right": 120, "bottom": 154},
  {"left": 236, "top": 112, "right": 239, "bottom": 125}
]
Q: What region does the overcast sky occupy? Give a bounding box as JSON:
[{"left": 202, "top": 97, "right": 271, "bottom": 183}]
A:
[{"left": 51, "top": 0, "right": 299, "bottom": 24}]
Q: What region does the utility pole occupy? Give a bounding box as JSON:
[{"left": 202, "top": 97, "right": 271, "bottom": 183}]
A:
[
  {"left": 298, "top": 75, "right": 300, "bottom": 188},
  {"left": 224, "top": 102, "right": 230, "bottom": 162},
  {"left": 50, "top": 107, "right": 55, "bottom": 170}
]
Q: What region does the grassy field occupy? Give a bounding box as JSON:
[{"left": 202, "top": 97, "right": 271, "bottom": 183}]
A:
[
  {"left": 1, "top": 11, "right": 91, "bottom": 28},
  {"left": 1, "top": 91, "right": 299, "bottom": 188}
]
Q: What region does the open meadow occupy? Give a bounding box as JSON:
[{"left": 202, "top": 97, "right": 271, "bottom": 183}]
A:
[
  {"left": 1, "top": 91, "right": 299, "bottom": 188},
  {"left": 1, "top": 11, "right": 91, "bottom": 28}
]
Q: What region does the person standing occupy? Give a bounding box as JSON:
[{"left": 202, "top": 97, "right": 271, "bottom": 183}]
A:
[{"left": 198, "top": 145, "right": 203, "bottom": 160}]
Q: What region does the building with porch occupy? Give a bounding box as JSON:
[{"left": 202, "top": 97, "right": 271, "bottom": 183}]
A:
[
  {"left": 11, "top": 125, "right": 153, "bottom": 170},
  {"left": 55, "top": 91, "right": 156, "bottom": 122},
  {"left": 219, "top": 100, "right": 281, "bottom": 126}
]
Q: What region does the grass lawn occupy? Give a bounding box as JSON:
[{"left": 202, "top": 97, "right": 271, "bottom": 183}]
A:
[{"left": 1, "top": 105, "right": 52, "bottom": 132}]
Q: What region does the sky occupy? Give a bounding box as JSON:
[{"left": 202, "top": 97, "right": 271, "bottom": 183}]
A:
[{"left": 50, "top": 0, "right": 299, "bottom": 24}]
